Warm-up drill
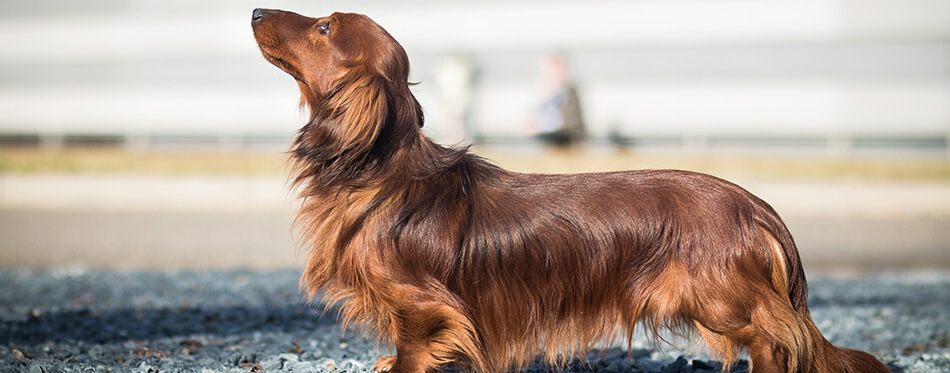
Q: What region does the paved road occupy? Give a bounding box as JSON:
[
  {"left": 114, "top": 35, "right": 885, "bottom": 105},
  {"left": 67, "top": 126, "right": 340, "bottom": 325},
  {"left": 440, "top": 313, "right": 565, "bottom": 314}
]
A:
[
  {"left": 1, "top": 173, "right": 948, "bottom": 272},
  {"left": 0, "top": 210, "right": 298, "bottom": 270},
  {"left": 1, "top": 209, "right": 948, "bottom": 273}
]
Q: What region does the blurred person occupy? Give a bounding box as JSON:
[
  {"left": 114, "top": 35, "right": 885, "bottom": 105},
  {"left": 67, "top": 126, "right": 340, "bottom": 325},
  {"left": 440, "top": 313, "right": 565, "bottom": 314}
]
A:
[{"left": 531, "top": 53, "right": 586, "bottom": 148}]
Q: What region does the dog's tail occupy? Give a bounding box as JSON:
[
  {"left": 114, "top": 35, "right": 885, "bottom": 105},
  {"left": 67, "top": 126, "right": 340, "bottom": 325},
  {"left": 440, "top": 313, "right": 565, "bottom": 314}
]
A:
[{"left": 754, "top": 202, "right": 892, "bottom": 373}]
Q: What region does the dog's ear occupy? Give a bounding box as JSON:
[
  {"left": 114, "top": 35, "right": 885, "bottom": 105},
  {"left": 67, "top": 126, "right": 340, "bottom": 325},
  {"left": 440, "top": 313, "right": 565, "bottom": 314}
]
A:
[{"left": 298, "top": 69, "right": 389, "bottom": 160}]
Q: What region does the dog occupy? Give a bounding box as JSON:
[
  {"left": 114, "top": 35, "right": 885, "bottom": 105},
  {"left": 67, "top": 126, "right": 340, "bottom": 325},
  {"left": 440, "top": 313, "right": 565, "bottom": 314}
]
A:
[{"left": 251, "top": 8, "right": 891, "bottom": 373}]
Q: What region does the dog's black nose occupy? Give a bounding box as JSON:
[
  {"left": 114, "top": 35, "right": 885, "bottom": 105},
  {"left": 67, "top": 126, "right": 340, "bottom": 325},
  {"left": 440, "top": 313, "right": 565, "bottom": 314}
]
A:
[{"left": 252, "top": 8, "right": 264, "bottom": 23}]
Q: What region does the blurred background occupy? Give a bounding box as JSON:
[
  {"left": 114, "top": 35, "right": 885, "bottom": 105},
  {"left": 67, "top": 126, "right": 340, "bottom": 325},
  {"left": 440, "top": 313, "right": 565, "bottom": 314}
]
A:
[{"left": 0, "top": 0, "right": 948, "bottom": 274}]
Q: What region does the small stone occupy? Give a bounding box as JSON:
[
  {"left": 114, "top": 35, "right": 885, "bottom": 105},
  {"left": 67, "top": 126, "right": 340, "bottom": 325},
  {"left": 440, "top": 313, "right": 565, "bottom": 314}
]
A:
[
  {"left": 691, "top": 359, "right": 719, "bottom": 370},
  {"left": 317, "top": 358, "right": 337, "bottom": 370},
  {"left": 12, "top": 349, "right": 31, "bottom": 361},
  {"left": 340, "top": 359, "right": 365, "bottom": 370},
  {"left": 87, "top": 345, "right": 106, "bottom": 360},
  {"left": 660, "top": 356, "right": 689, "bottom": 373}
]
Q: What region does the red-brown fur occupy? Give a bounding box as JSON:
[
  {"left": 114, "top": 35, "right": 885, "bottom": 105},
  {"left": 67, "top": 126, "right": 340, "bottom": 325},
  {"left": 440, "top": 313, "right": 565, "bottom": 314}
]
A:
[{"left": 251, "top": 9, "right": 892, "bottom": 373}]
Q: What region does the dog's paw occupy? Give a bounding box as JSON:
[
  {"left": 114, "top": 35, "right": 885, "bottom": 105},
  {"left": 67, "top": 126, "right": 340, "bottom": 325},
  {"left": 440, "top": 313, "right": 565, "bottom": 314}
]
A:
[{"left": 372, "top": 355, "right": 397, "bottom": 372}]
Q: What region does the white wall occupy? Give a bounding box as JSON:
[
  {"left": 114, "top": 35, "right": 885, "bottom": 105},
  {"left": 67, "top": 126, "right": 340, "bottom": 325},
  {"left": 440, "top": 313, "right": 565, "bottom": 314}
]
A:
[{"left": 0, "top": 0, "right": 946, "bottom": 145}]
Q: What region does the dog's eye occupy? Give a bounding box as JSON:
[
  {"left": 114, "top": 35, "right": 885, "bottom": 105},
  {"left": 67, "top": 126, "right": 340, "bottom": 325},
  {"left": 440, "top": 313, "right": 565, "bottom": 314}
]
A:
[{"left": 316, "top": 21, "right": 330, "bottom": 36}]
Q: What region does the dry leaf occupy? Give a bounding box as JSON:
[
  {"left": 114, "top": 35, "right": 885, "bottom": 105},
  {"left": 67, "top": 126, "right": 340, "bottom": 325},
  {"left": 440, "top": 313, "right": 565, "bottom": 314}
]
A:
[
  {"left": 131, "top": 347, "right": 167, "bottom": 359},
  {"left": 180, "top": 340, "right": 204, "bottom": 348},
  {"left": 241, "top": 362, "right": 266, "bottom": 372},
  {"left": 287, "top": 341, "right": 302, "bottom": 354}
]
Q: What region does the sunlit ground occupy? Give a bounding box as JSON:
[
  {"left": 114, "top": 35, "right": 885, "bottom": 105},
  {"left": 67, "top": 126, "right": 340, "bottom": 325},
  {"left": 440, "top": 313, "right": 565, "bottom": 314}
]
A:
[{"left": 1, "top": 146, "right": 948, "bottom": 182}]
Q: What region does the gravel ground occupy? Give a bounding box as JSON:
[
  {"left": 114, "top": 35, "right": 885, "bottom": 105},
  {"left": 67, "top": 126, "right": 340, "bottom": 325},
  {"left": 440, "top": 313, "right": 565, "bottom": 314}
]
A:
[{"left": 1, "top": 268, "right": 947, "bottom": 373}]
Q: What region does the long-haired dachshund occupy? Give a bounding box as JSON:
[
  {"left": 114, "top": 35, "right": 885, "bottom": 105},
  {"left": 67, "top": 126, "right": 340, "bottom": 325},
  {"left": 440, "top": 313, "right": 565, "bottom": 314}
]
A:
[{"left": 251, "top": 9, "right": 891, "bottom": 373}]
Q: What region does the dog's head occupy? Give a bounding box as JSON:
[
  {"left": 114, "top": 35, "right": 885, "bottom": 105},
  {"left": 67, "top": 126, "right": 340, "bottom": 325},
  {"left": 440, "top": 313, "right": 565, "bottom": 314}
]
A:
[
  {"left": 252, "top": 9, "right": 424, "bottom": 174},
  {"left": 252, "top": 9, "right": 411, "bottom": 99}
]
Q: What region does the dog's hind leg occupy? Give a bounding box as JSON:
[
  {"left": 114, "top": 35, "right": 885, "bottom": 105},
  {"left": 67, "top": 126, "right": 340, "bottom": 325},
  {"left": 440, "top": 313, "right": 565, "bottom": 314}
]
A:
[
  {"left": 687, "top": 229, "right": 819, "bottom": 372},
  {"left": 690, "top": 285, "right": 808, "bottom": 373}
]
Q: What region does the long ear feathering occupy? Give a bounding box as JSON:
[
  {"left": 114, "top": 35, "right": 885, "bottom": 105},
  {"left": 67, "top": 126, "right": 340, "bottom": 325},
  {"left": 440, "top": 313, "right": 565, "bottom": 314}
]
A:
[
  {"left": 306, "top": 71, "right": 389, "bottom": 158},
  {"left": 290, "top": 67, "right": 424, "bottom": 191}
]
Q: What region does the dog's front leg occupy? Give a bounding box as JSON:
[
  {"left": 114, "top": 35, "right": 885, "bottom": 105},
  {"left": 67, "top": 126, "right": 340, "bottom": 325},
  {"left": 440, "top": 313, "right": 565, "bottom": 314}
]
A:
[
  {"left": 372, "top": 355, "right": 398, "bottom": 372},
  {"left": 372, "top": 300, "right": 480, "bottom": 373},
  {"left": 375, "top": 343, "right": 434, "bottom": 373}
]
